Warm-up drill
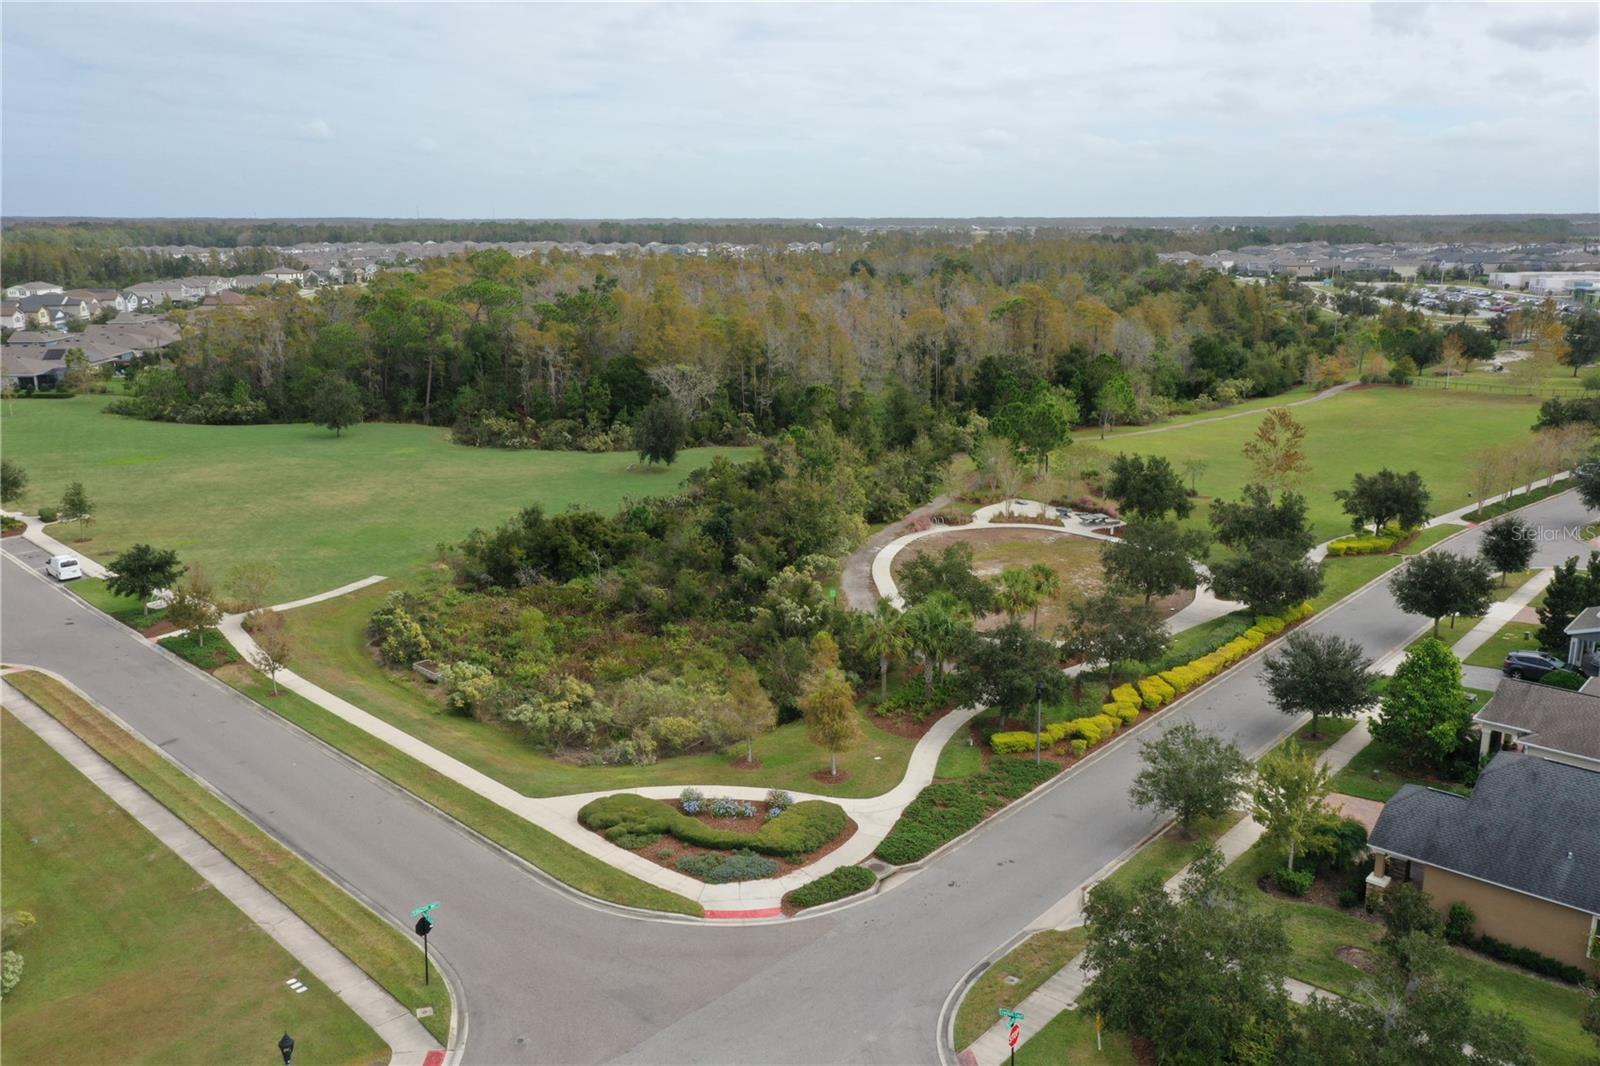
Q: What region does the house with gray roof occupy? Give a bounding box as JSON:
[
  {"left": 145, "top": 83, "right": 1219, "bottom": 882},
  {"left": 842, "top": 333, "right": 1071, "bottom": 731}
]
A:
[
  {"left": 1474, "top": 679, "right": 1600, "bottom": 772},
  {"left": 1366, "top": 751, "right": 1600, "bottom": 975}
]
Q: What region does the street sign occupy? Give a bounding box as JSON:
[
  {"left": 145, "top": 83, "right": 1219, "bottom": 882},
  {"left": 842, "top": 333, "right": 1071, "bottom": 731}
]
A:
[
  {"left": 998, "top": 1008, "right": 1024, "bottom": 1022},
  {"left": 414, "top": 915, "right": 433, "bottom": 937},
  {"left": 411, "top": 901, "right": 440, "bottom": 918},
  {"left": 278, "top": 1032, "right": 295, "bottom": 1066},
  {"left": 1008, "top": 1025, "right": 1020, "bottom": 1048},
  {"left": 412, "top": 904, "right": 437, "bottom": 986}
]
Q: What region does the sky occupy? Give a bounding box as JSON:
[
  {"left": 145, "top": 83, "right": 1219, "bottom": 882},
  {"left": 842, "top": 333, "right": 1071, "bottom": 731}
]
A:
[{"left": 3, "top": 2, "right": 1597, "bottom": 219}]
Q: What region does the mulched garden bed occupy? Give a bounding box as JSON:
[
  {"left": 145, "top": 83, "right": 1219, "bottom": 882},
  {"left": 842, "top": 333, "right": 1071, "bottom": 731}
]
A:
[
  {"left": 612, "top": 800, "right": 859, "bottom": 882},
  {"left": 142, "top": 619, "right": 179, "bottom": 638},
  {"left": 811, "top": 769, "right": 851, "bottom": 785},
  {"left": 869, "top": 699, "right": 958, "bottom": 739}
]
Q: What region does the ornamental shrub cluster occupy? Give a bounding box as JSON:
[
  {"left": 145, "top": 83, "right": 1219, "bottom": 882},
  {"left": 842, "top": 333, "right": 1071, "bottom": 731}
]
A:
[
  {"left": 580, "top": 793, "right": 847, "bottom": 858},
  {"left": 1327, "top": 524, "right": 1417, "bottom": 557},
  {"left": 876, "top": 758, "right": 1060, "bottom": 864},
  {"left": 991, "top": 602, "right": 1314, "bottom": 757},
  {"left": 785, "top": 866, "right": 877, "bottom": 910},
  {"left": 676, "top": 849, "right": 780, "bottom": 883}
]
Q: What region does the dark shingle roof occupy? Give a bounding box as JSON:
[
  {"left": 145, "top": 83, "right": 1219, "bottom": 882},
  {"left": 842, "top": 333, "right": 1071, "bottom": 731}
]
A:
[
  {"left": 1369, "top": 751, "right": 1600, "bottom": 914},
  {"left": 1475, "top": 680, "right": 1600, "bottom": 763}
]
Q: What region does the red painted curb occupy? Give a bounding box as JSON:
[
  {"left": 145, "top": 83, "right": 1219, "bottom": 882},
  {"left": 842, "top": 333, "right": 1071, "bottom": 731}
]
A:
[
  {"left": 423, "top": 1051, "right": 446, "bottom": 1066},
  {"left": 705, "top": 907, "right": 783, "bottom": 919}
]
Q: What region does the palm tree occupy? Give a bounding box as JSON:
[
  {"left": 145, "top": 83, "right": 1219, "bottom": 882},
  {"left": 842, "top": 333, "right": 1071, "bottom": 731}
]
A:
[
  {"left": 864, "top": 598, "right": 910, "bottom": 699},
  {"left": 902, "top": 592, "right": 970, "bottom": 691},
  {"left": 1027, "top": 563, "right": 1061, "bottom": 633},
  {"left": 992, "top": 567, "right": 1039, "bottom": 624}
]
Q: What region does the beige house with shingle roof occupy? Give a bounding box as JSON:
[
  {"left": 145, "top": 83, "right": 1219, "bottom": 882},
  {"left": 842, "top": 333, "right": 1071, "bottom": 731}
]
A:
[{"left": 1475, "top": 679, "right": 1600, "bottom": 772}]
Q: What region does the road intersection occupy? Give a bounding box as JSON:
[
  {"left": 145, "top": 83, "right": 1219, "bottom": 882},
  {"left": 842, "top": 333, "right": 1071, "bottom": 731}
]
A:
[{"left": 3, "top": 490, "right": 1591, "bottom": 1065}]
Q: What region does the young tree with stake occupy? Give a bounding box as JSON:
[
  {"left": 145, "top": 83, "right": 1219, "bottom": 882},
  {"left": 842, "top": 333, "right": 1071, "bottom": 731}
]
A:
[{"left": 1252, "top": 741, "right": 1333, "bottom": 872}]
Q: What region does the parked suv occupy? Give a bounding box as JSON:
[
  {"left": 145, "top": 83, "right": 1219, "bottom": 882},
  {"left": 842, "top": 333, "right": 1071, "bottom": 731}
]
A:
[
  {"left": 1502, "top": 650, "right": 1566, "bottom": 681},
  {"left": 45, "top": 554, "right": 83, "bottom": 582}
]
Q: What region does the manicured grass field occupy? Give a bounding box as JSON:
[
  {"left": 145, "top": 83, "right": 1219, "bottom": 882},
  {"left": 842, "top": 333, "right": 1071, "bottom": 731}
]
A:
[
  {"left": 1224, "top": 841, "right": 1593, "bottom": 1065},
  {"left": 1309, "top": 552, "right": 1402, "bottom": 612},
  {"left": 68, "top": 576, "right": 167, "bottom": 630},
  {"left": 273, "top": 580, "right": 919, "bottom": 799},
  {"left": 2, "top": 395, "right": 754, "bottom": 600},
  {"left": 1399, "top": 523, "right": 1469, "bottom": 554},
  {"left": 4, "top": 671, "right": 455, "bottom": 1040},
  {"left": 1109, "top": 386, "right": 1541, "bottom": 541},
  {"left": 1274, "top": 715, "right": 1358, "bottom": 755},
  {"left": 0, "top": 708, "right": 387, "bottom": 1066},
  {"left": 934, "top": 731, "right": 983, "bottom": 779},
  {"left": 1098, "top": 810, "right": 1246, "bottom": 894}
]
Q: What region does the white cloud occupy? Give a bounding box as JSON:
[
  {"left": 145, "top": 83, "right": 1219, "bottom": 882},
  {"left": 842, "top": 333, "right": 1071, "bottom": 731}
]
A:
[
  {"left": 1487, "top": 7, "right": 1600, "bottom": 50},
  {"left": 1, "top": 3, "right": 1594, "bottom": 216}
]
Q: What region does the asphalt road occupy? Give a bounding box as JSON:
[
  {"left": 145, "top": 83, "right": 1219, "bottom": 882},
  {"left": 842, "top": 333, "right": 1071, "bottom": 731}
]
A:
[{"left": 3, "top": 490, "right": 1591, "bottom": 1066}]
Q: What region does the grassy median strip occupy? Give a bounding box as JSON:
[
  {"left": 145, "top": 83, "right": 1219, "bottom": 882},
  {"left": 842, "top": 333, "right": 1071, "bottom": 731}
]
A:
[
  {"left": 0, "top": 709, "right": 388, "bottom": 1066},
  {"left": 5, "top": 670, "right": 453, "bottom": 1043},
  {"left": 954, "top": 928, "right": 1086, "bottom": 1050},
  {"left": 215, "top": 664, "right": 703, "bottom": 917}
]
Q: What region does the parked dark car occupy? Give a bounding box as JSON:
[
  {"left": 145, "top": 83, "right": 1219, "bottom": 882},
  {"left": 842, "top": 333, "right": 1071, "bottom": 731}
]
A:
[{"left": 1502, "top": 650, "right": 1566, "bottom": 681}]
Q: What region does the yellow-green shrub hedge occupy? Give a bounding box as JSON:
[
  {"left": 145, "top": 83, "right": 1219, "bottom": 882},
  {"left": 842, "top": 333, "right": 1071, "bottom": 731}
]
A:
[{"left": 989, "top": 731, "right": 1037, "bottom": 755}]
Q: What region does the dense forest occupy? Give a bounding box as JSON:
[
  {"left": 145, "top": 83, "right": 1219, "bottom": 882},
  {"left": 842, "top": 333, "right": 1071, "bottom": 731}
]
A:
[{"left": 103, "top": 236, "right": 1361, "bottom": 442}]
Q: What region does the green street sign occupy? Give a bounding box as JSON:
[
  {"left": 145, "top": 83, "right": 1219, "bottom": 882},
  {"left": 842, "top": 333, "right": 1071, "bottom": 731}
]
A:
[
  {"left": 411, "top": 901, "right": 440, "bottom": 918},
  {"left": 998, "top": 1008, "right": 1024, "bottom": 1022}
]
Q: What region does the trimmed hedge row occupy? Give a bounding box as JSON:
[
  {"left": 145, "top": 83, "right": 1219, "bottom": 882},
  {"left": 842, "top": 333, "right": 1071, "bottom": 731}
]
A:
[
  {"left": 876, "top": 758, "right": 1060, "bottom": 865},
  {"left": 1467, "top": 932, "right": 1592, "bottom": 986},
  {"left": 990, "top": 602, "right": 1316, "bottom": 757},
  {"left": 580, "top": 793, "right": 847, "bottom": 858},
  {"left": 1327, "top": 525, "right": 1417, "bottom": 556},
  {"left": 785, "top": 866, "right": 876, "bottom": 910}
]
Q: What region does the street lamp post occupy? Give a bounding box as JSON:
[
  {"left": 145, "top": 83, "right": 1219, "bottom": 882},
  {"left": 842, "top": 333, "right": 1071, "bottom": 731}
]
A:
[{"left": 278, "top": 1033, "right": 295, "bottom": 1066}]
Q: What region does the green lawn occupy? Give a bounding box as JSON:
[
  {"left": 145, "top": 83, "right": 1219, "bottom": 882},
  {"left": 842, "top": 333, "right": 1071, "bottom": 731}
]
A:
[
  {"left": 1310, "top": 553, "right": 1402, "bottom": 612},
  {"left": 0, "top": 709, "right": 387, "bottom": 1066},
  {"left": 1225, "top": 841, "right": 1594, "bottom": 1066},
  {"left": 274, "top": 580, "right": 919, "bottom": 799},
  {"left": 212, "top": 664, "right": 701, "bottom": 916},
  {"left": 5, "top": 671, "right": 455, "bottom": 1039},
  {"left": 1015, "top": 1008, "right": 1137, "bottom": 1066},
  {"left": 1100, "top": 384, "right": 1319, "bottom": 439},
  {"left": 935, "top": 731, "right": 983, "bottom": 779},
  {"left": 1100, "top": 810, "right": 1247, "bottom": 894},
  {"left": 1463, "top": 583, "right": 1551, "bottom": 668},
  {"left": 1274, "top": 715, "right": 1358, "bottom": 756},
  {"left": 1327, "top": 686, "right": 1489, "bottom": 803},
  {"left": 954, "top": 928, "right": 1087, "bottom": 1049},
  {"left": 1110, "top": 387, "right": 1541, "bottom": 542},
  {"left": 1399, "top": 523, "right": 1468, "bottom": 554},
  {"left": 69, "top": 577, "right": 167, "bottom": 630},
  {"left": 2, "top": 395, "right": 754, "bottom": 600},
  {"left": 1404, "top": 568, "right": 1538, "bottom": 653}
]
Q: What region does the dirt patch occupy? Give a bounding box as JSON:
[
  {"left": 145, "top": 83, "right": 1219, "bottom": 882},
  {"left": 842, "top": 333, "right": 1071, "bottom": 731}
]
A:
[
  {"left": 730, "top": 756, "right": 763, "bottom": 771},
  {"left": 0, "top": 527, "right": 23, "bottom": 538},
  {"left": 869, "top": 699, "right": 957, "bottom": 739},
  {"left": 141, "top": 619, "right": 179, "bottom": 638},
  {"left": 811, "top": 769, "right": 851, "bottom": 785},
  {"left": 1335, "top": 945, "right": 1381, "bottom": 975}
]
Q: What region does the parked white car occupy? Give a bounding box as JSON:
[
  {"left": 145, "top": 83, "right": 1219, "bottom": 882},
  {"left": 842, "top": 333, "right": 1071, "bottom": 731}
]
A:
[{"left": 45, "top": 554, "right": 83, "bottom": 581}]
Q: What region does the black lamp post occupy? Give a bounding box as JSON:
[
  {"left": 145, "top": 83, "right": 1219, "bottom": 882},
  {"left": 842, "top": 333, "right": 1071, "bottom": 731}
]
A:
[{"left": 278, "top": 1033, "right": 295, "bottom": 1066}]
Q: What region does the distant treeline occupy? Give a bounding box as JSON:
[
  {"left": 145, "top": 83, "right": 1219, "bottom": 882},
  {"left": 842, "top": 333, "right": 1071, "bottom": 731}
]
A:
[
  {"left": 1, "top": 218, "right": 858, "bottom": 250},
  {"left": 0, "top": 242, "right": 284, "bottom": 290}
]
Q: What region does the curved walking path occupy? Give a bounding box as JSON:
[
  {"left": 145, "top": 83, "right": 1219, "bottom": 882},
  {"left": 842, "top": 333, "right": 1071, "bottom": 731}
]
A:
[
  {"left": 1109, "top": 381, "right": 1359, "bottom": 439},
  {"left": 870, "top": 497, "right": 1242, "bottom": 631},
  {"left": 222, "top": 606, "right": 986, "bottom": 919}
]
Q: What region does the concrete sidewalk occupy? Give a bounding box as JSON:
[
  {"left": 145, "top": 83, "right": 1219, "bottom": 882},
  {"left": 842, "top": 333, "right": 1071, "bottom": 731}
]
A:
[
  {"left": 1, "top": 676, "right": 444, "bottom": 1066},
  {"left": 962, "top": 711, "right": 1375, "bottom": 1066},
  {"left": 1, "top": 511, "right": 111, "bottom": 577},
  {"left": 222, "top": 612, "right": 985, "bottom": 917},
  {"left": 1450, "top": 568, "right": 1554, "bottom": 664}
]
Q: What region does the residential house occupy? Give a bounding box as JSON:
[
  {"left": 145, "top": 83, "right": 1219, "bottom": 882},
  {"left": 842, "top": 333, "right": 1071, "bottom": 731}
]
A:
[
  {"left": 1474, "top": 679, "right": 1600, "bottom": 772},
  {"left": 201, "top": 289, "right": 253, "bottom": 308},
  {"left": 1564, "top": 607, "right": 1600, "bottom": 675},
  {"left": 229, "top": 274, "right": 274, "bottom": 290},
  {"left": 3, "top": 281, "right": 63, "bottom": 298},
  {"left": 0, "top": 301, "right": 25, "bottom": 331},
  {"left": 1367, "top": 752, "right": 1600, "bottom": 975},
  {"left": 124, "top": 280, "right": 198, "bottom": 308},
  {"left": 1, "top": 335, "right": 138, "bottom": 390},
  {"left": 17, "top": 292, "right": 91, "bottom": 327},
  {"left": 64, "top": 288, "right": 136, "bottom": 315},
  {"left": 263, "top": 266, "right": 305, "bottom": 285}
]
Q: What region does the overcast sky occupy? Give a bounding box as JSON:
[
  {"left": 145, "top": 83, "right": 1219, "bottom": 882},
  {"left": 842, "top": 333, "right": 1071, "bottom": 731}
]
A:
[{"left": 3, "top": 2, "right": 1597, "bottom": 219}]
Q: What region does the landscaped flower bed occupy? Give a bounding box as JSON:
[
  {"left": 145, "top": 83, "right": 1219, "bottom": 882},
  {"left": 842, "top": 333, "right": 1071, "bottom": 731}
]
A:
[
  {"left": 1326, "top": 525, "right": 1418, "bottom": 556},
  {"left": 579, "top": 789, "right": 855, "bottom": 882}
]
